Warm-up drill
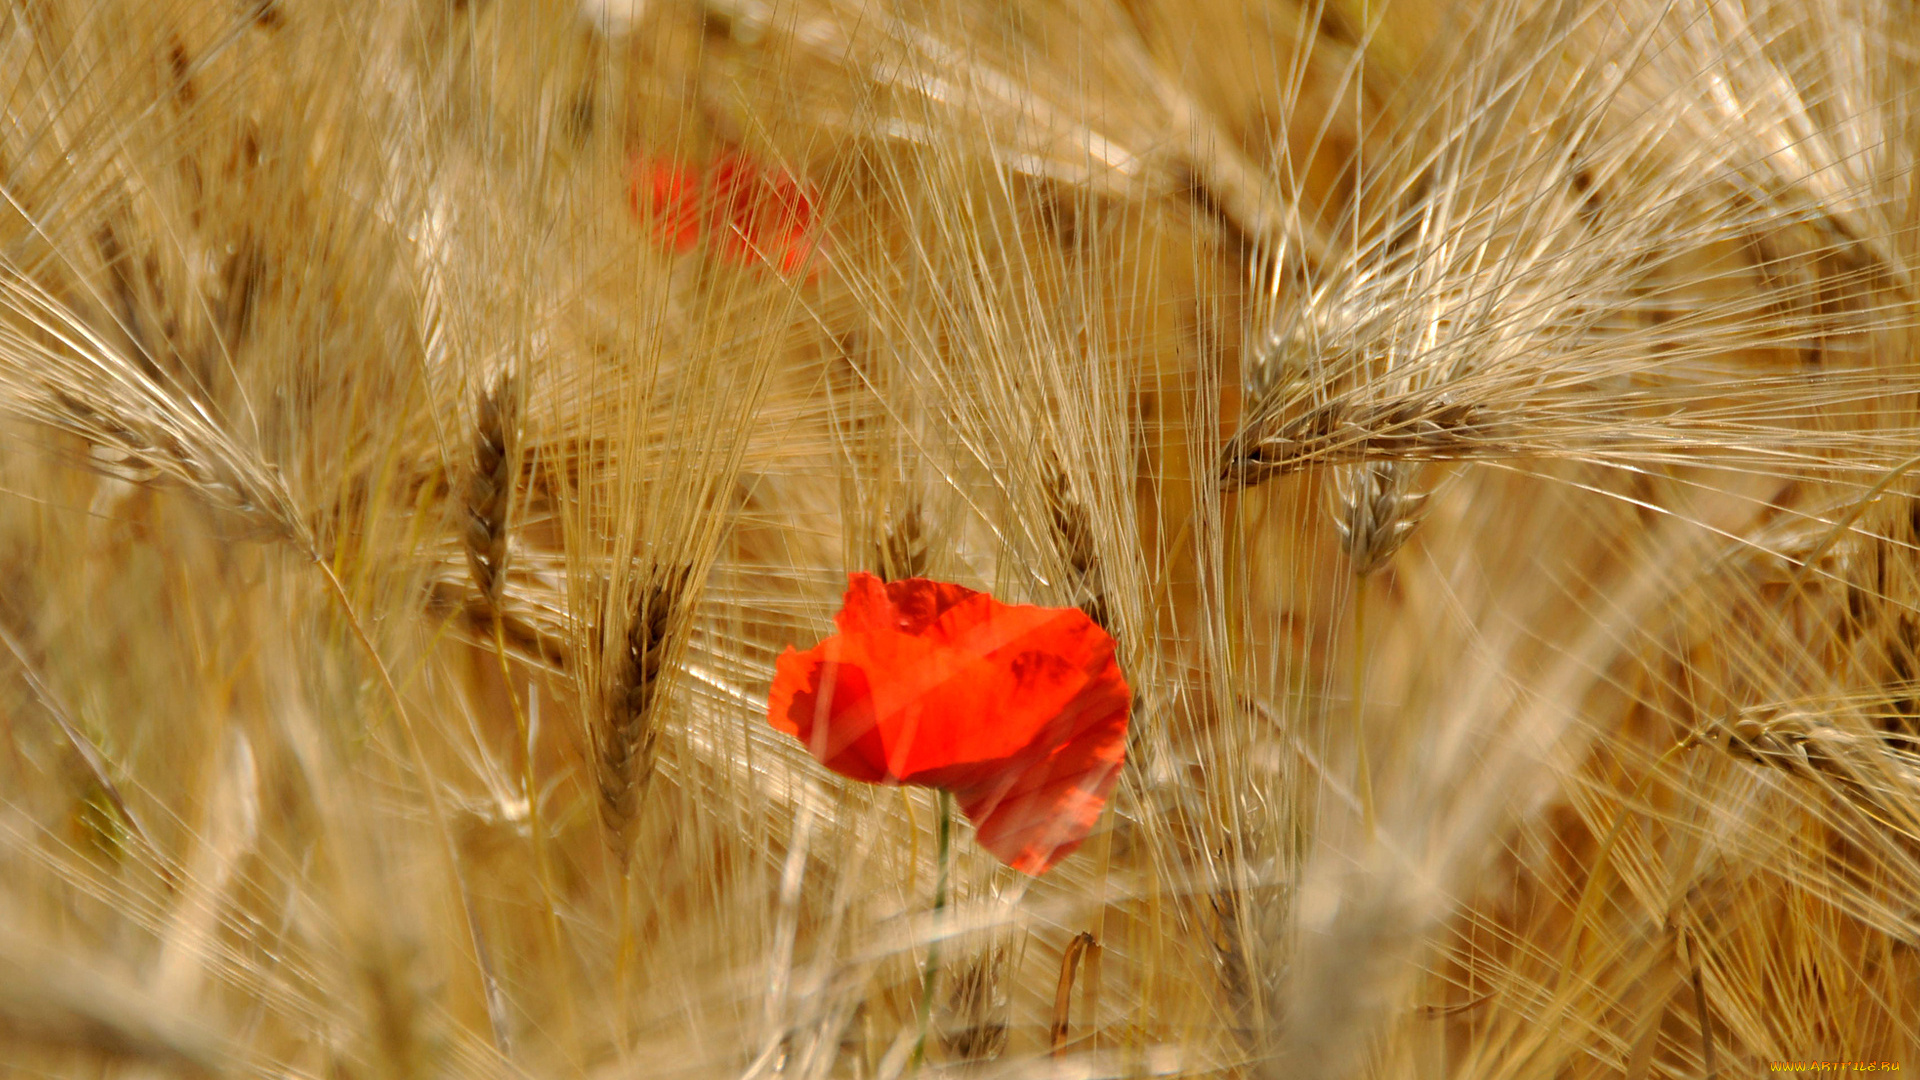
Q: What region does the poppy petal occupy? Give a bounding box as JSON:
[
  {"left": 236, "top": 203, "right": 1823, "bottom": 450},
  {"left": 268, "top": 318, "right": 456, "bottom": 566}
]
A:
[
  {"left": 630, "top": 157, "right": 702, "bottom": 253},
  {"left": 766, "top": 572, "right": 1132, "bottom": 875},
  {"left": 888, "top": 608, "right": 1116, "bottom": 779},
  {"left": 835, "top": 574, "right": 980, "bottom": 639},
  {"left": 628, "top": 151, "right": 823, "bottom": 279},
  {"left": 951, "top": 697, "right": 1128, "bottom": 875},
  {"left": 768, "top": 640, "right": 891, "bottom": 784}
]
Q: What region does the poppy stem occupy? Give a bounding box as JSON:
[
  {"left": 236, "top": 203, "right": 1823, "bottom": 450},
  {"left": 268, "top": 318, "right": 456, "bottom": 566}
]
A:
[{"left": 911, "top": 790, "right": 953, "bottom": 1070}]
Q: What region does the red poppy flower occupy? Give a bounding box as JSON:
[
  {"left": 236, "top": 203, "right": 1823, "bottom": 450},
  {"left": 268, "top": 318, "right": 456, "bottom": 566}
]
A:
[
  {"left": 768, "top": 573, "right": 1131, "bottom": 875},
  {"left": 629, "top": 152, "right": 821, "bottom": 278},
  {"left": 636, "top": 159, "right": 702, "bottom": 254}
]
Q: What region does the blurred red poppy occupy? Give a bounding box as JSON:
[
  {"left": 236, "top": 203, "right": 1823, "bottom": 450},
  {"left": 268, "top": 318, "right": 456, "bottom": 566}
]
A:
[
  {"left": 636, "top": 159, "right": 702, "bottom": 254},
  {"left": 768, "top": 573, "right": 1130, "bottom": 875},
  {"left": 629, "top": 152, "right": 820, "bottom": 278}
]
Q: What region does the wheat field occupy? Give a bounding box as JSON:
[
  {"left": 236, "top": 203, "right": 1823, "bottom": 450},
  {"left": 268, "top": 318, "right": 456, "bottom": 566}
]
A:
[{"left": 1, "top": 0, "right": 1917, "bottom": 1076}]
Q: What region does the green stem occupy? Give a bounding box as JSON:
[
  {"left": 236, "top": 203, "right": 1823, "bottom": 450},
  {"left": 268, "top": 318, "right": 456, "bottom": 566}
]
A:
[{"left": 911, "top": 791, "right": 953, "bottom": 1071}]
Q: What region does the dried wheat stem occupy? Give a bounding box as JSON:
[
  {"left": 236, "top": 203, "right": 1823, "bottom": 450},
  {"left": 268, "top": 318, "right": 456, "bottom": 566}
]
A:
[
  {"left": 1348, "top": 578, "right": 1376, "bottom": 840},
  {"left": 1684, "top": 925, "right": 1719, "bottom": 1080},
  {"left": 597, "top": 563, "right": 691, "bottom": 864},
  {"left": 910, "top": 790, "right": 953, "bottom": 1071},
  {"left": 310, "top": 557, "right": 497, "bottom": 1019},
  {"left": 1050, "top": 932, "right": 1095, "bottom": 1056}
]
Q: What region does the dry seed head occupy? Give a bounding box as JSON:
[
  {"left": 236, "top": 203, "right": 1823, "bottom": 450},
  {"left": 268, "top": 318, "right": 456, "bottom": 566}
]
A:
[
  {"left": 1699, "top": 701, "right": 1920, "bottom": 824},
  {"left": 35, "top": 375, "right": 303, "bottom": 542},
  {"left": 1049, "top": 932, "right": 1096, "bottom": 1054},
  {"left": 1332, "top": 462, "right": 1429, "bottom": 577},
  {"left": 1043, "top": 466, "right": 1112, "bottom": 634},
  {"left": 464, "top": 373, "right": 522, "bottom": 611},
  {"left": 1, "top": 271, "right": 304, "bottom": 544},
  {"left": 597, "top": 562, "right": 691, "bottom": 864},
  {"left": 939, "top": 948, "right": 1010, "bottom": 1063},
  {"left": 1221, "top": 392, "right": 1503, "bottom": 487},
  {"left": 877, "top": 502, "right": 930, "bottom": 583}
]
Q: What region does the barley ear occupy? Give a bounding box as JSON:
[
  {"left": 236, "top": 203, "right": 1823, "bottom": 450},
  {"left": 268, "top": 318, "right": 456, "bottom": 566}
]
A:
[
  {"left": 464, "top": 373, "right": 523, "bottom": 611},
  {"left": 939, "top": 947, "right": 1008, "bottom": 1062},
  {"left": 1043, "top": 466, "right": 1113, "bottom": 634},
  {"left": 596, "top": 562, "right": 691, "bottom": 865},
  {"left": 1220, "top": 393, "right": 1502, "bottom": 487},
  {"left": 1332, "top": 463, "right": 1429, "bottom": 577},
  {"left": 877, "top": 502, "right": 930, "bottom": 583},
  {"left": 1703, "top": 703, "right": 1920, "bottom": 826}
]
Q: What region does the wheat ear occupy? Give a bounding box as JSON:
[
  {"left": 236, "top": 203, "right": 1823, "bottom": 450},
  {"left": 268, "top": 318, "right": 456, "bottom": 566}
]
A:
[
  {"left": 1220, "top": 393, "right": 1504, "bottom": 487},
  {"left": 877, "top": 502, "right": 930, "bottom": 583},
  {"left": 1700, "top": 703, "right": 1920, "bottom": 829},
  {"left": 464, "top": 373, "right": 521, "bottom": 611},
  {"left": 1044, "top": 465, "right": 1113, "bottom": 634},
  {"left": 1332, "top": 462, "right": 1429, "bottom": 577},
  {"left": 597, "top": 563, "right": 691, "bottom": 864},
  {"left": 0, "top": 269, "right": 306, "bottom": 544}
]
